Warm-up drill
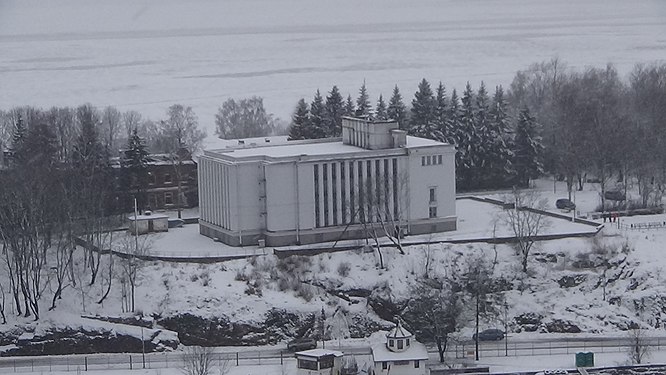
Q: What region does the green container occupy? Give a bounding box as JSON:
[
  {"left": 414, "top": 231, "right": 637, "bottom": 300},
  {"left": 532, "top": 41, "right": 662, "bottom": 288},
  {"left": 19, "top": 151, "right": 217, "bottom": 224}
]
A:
[{"left": 575, "top": 352, "right": 594, "bottom": 367}]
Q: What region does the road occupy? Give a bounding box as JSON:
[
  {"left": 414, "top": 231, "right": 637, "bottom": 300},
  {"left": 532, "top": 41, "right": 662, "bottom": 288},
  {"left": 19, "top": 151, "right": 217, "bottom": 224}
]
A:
[{"left": 1, "top": 335, "right": 665, "bottom": 373}]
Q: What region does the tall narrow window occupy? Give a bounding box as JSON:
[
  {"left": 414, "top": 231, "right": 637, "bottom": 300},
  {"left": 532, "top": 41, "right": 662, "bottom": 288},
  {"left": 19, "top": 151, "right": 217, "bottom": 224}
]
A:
[
  {"left": 392, "top": 158, "right": 398, "bottom": 218},
  {"left": 383, "top": 159, "right": 390, "bottom": 216},
  {"left": 323, "top": 163, "right": 329, "bottom": 227},
  {"left": 358, "top": 161, "right": 365, "bottom": 223},
  {"left": 332, "top": 164, "right": 338, "bottom": 225},
  {"left": 314, "top": 164, "right": 320, "bottom": 227},
  {"left": 375, "top": 159, "right": 381, "bottom": 212},
  {"left": 349, "top": 161, "right": 355, "bottom": 223},
  {"left": 340, "top": 162, "right": 346, "bottom": 224},
  {"left": 438, "top": 154, "right": 443, "bottom": 164},
  {"left": 429, "top": 187, "right": 437, "bottom": 203},
  {"left": 367, "top": 160, "right": 373, "bottom": 222}
]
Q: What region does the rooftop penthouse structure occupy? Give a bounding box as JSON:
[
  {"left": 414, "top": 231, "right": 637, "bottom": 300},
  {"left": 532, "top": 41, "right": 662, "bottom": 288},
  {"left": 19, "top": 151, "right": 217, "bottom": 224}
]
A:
[{"left": 198, "top": 117, "right": 456, "bottom": 247}]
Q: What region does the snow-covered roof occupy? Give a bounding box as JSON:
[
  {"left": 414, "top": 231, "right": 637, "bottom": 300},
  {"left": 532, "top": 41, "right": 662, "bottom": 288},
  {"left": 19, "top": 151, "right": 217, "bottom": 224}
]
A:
[
  {"left": 127, "top": 213, "right": 169, "bottom": 221},
  {"left": 372, "top": 341, "right": 428, "bottom": 362},
  {"left": 386, "top": 321, "right": 412, "bottom": 339},
  {"left": 295, "top": 349, "right": 344, "bottom": 358},
  {"left": 205, "top": 136, "right": 449, "bottom": 160}
]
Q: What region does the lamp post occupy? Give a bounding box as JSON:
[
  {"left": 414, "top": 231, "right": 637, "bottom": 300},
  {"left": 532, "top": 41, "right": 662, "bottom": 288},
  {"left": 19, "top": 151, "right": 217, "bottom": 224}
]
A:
[
  {"left": 504, "top": 302, "right": 508, "bottom": 357},
  {"left": 141, "top": 327, "right": 146, "bottom": 369}
]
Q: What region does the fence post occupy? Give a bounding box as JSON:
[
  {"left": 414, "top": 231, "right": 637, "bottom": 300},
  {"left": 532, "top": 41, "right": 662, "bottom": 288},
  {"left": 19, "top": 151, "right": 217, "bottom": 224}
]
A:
[
  {"left": 281, "top": 351, "right": 283, "bottom": 365},
  {"left": 130, "top": 355, "right": 133, "bottom": 370},
  {"left": 236, "top": 352, "right": 239, "bottom": 366},
  {"left": 85, "top": 356, "right": 88, "bottom": 371}
]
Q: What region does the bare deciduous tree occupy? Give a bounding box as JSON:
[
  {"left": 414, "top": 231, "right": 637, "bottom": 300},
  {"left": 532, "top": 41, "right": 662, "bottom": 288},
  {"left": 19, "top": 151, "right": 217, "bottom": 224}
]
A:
[
  {"left": 502, "top": 189, "right": 549, "bottom": 273},
  {"left": 117, "top": 233, "right": 150, "bottom": 312},
  {"left": 628, "top": 328, "right": 651, "bottom": 364},
  {"left": 181, "top": 346, "right": 228, "bottom": 375},
  {"left": 405, "top": 276, "right": 462, "bottom": 363}
]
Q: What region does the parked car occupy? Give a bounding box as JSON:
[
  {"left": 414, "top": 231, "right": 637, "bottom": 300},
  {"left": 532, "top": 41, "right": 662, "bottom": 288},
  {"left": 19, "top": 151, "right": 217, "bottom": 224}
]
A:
[
  {"left": 287, "top": 337, "right": 317, "bottom": 351},
  {"left": 555, "top": 198, "right": 575, "bottom": 210},
  {"left": 472, "top": 329, "right": 505, "bottom": 341},
  {"left": 604, "top": 190, "right": 626, "bottom": 201}
]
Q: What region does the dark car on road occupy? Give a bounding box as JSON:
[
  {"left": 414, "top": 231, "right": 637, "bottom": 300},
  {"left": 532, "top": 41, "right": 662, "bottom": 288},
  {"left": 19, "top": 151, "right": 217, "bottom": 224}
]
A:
[
  {"left": 287, "top": 337, "right": 317, "bottom": 351},
  {"left": 555, "top": 198, "right": 575, "bottom": 210},
  {"left": 472, "top": 329, "right": 505, "bottom": 341}
]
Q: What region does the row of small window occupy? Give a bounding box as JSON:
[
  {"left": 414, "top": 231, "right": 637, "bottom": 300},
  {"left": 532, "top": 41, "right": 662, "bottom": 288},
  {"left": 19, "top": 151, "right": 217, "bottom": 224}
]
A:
[
  {"left": 388, "top": 338, "right": 410, "bottom": 349},
  {"left": 421, "top": 154, "right": 443, "bottom": 166},
  {"left": 297, "top": 357, "right": 334, "bottom": 371},
  {"left": 381, "top": 360, "right": 420, "bottom": 369},
  {"left": 148, "top": 172, "right": 172, "bottom": 185},
  {"left": 148, "top": 192, "right": 175, "bottom": 207}
]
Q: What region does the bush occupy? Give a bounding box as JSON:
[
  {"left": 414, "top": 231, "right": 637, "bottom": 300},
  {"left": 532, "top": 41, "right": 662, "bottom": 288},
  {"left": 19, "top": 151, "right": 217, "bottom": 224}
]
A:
[
  {"left": 296, "top": 284, "right": 314, "bottom": 302},
  {"left": 337, "top": 262, "right": 351, "bottom": 277}
]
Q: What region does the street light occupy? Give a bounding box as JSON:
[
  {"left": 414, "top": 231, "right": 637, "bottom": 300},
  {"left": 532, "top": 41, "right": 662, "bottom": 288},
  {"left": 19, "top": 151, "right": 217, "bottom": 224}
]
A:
[{"left": 504, "top": 302, "right": 508, "bottom": 357}]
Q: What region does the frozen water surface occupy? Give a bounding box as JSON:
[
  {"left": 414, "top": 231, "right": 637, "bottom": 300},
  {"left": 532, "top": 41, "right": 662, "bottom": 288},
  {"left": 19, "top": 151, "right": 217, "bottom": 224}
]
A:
[{"left": 0, "top": 0, "right": 664, "bottom": 134}]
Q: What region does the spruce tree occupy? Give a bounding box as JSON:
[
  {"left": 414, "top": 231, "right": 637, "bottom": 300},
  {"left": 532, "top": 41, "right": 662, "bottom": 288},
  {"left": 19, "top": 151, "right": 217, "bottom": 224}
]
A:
[
  {"left": 410, "top": 78, "right": 435, "bottom": 131},
  {"left": 474, "top": 82, "right": 492, "bottom": 185},
  {"left": 387, "top": 85, "right": 408, "bottom": 129},
  {"left": 9, "top": 114, "right": 27, "bottom": 164},
  {"left": 288, "top": 99, "right": 310, "bottom": 141},
  {"left": 488, "top": 85, "right": 513, "bottom": 185},
  {"left": 375, "top": 95, "right": 388, "bottom": 120},
  {"left": 458, "top": 82, "right": 477, "bottom": 188},
  {"left": 447, "top": 89, "right": 466, "bottom": 177},
  {"left": 325, "top": 86, "right": 345, "bottom": 137},
  {"left": 513, "top": 107, "right": 544, "bottom": 187},
  {"left": 344, "top": 95, "right": 355, "bottom": 117},
  {"left": 122, "top": 128, "right": 150, "bottom": 210},
  {"left": 355, "top": 81, "right": 371, "bottom": 117},
  {"left": 309, "top": 90, "right": 327, "bottom": 139},
  {"left": 434, "top": 82, "right": 448, "bottom": 137}
]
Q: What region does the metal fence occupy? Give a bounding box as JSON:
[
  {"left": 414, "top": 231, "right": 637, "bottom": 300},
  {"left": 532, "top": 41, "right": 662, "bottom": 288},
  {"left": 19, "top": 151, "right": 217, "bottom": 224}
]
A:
[{"left": 1, "top": 337, "right": 664, "bottom": 373}]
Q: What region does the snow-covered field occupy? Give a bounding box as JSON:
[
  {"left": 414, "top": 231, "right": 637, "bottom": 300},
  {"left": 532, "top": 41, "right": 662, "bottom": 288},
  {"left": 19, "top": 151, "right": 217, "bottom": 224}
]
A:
[{"left": 1, "top": 0, "right": 665, "bottom": 135}]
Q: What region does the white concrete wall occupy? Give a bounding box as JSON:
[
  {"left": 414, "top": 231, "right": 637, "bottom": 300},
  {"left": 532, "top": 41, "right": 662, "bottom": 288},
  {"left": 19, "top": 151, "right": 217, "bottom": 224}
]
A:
[
  {"left": 265, "top": 162, "right": 297, "bottom": 232},
  {"left": 406, "top": 146, "right": 456, "bottom": 221},
  {"left": 236, "top": 162, "right": 263, "bottom": 232},
  {"left": 297, "top": 162, "right": 316, "bottom": 230},
  {"left": 373, "top": 360, "right": 425, "bottom": 375}
]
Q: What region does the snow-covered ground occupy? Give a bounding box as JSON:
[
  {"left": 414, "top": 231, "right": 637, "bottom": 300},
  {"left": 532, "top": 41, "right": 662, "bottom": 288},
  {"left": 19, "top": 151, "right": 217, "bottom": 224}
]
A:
[
  {"left": 1, "top": 0, "right": 665, "bottom": 134},
  {"left": 121, "top": 194, "right": 597, "bottom": 258}
]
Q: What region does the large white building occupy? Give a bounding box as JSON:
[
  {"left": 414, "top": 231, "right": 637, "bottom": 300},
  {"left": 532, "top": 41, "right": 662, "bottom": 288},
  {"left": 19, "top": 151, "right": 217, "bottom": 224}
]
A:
[{"left": 198, "top": 117, "right": 456, "bottom": 247}]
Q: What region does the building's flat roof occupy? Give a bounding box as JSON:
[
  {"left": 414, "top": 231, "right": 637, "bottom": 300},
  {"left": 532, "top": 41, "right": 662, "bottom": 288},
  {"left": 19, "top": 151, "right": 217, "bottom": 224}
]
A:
[
  {"left": 295, "top": 348, "right": 344, "bottom": 358},
  {"left": 128, "top": 214, "right": 169, "bottom": 221},
  {"left": 206, "top": 136, "right": 449, "bottom": 160}
]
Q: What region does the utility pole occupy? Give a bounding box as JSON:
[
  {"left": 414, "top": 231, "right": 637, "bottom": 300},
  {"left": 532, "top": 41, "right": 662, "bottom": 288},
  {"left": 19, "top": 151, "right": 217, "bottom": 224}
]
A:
[{"left": 475, "top": 293, "right": 479, "bottom": 361}]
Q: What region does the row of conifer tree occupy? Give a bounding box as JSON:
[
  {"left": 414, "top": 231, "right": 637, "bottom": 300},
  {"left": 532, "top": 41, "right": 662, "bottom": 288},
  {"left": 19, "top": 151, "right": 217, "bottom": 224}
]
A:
[{"left": 288, "top": 80, "right": 543, "bottom": 190}]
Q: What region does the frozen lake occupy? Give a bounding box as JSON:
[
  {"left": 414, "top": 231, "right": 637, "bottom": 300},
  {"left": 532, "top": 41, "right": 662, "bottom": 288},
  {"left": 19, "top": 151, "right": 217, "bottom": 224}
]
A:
[{"left": 1, "top": 0, "right": 665, "bottom": 136}]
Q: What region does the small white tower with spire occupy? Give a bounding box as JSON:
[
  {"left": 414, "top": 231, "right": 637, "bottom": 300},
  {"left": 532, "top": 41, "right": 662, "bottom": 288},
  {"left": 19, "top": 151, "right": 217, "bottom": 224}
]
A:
[
  {"left": 386, "top": 319, "right": 412, "bottom": 352},
  {"left": 371, "top": 319, "right": 428, "bottom": 375}
]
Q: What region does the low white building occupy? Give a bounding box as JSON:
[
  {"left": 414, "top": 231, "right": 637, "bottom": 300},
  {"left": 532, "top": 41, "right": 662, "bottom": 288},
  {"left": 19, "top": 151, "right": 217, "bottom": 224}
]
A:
[
  {"left": 295, "top": 349, "right": 344, "bottom": 375},
  {"left": 198, "top": 116, "right": 456, "bottom": 246},
  {"left": 127, "top": 212, "right": 169, "bottom": 234},
  {"left": 371, "top": 322, "right": 428, "bottom": 375}
]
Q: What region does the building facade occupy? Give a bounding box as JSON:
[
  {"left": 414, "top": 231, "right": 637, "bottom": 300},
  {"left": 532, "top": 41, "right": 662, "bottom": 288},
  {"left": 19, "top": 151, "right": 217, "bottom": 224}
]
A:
[
  {"left": 111, "top": 151, "right": 198, "bottom": 212},
  {"left": 371, "top": 321, "right": 428, "bottom": 375},
  {"left": 198, "top": 117, "right": 456, "bottom": 247}
]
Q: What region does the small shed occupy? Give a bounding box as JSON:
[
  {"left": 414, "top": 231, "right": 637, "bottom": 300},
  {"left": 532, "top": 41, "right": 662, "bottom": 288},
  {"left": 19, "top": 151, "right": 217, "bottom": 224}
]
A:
[
  {"left": 295, "top": 348, "right": 344, "bottom": 375},
  {"left": 128, "top": 212, "right": 169, "bottom": 234}
]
